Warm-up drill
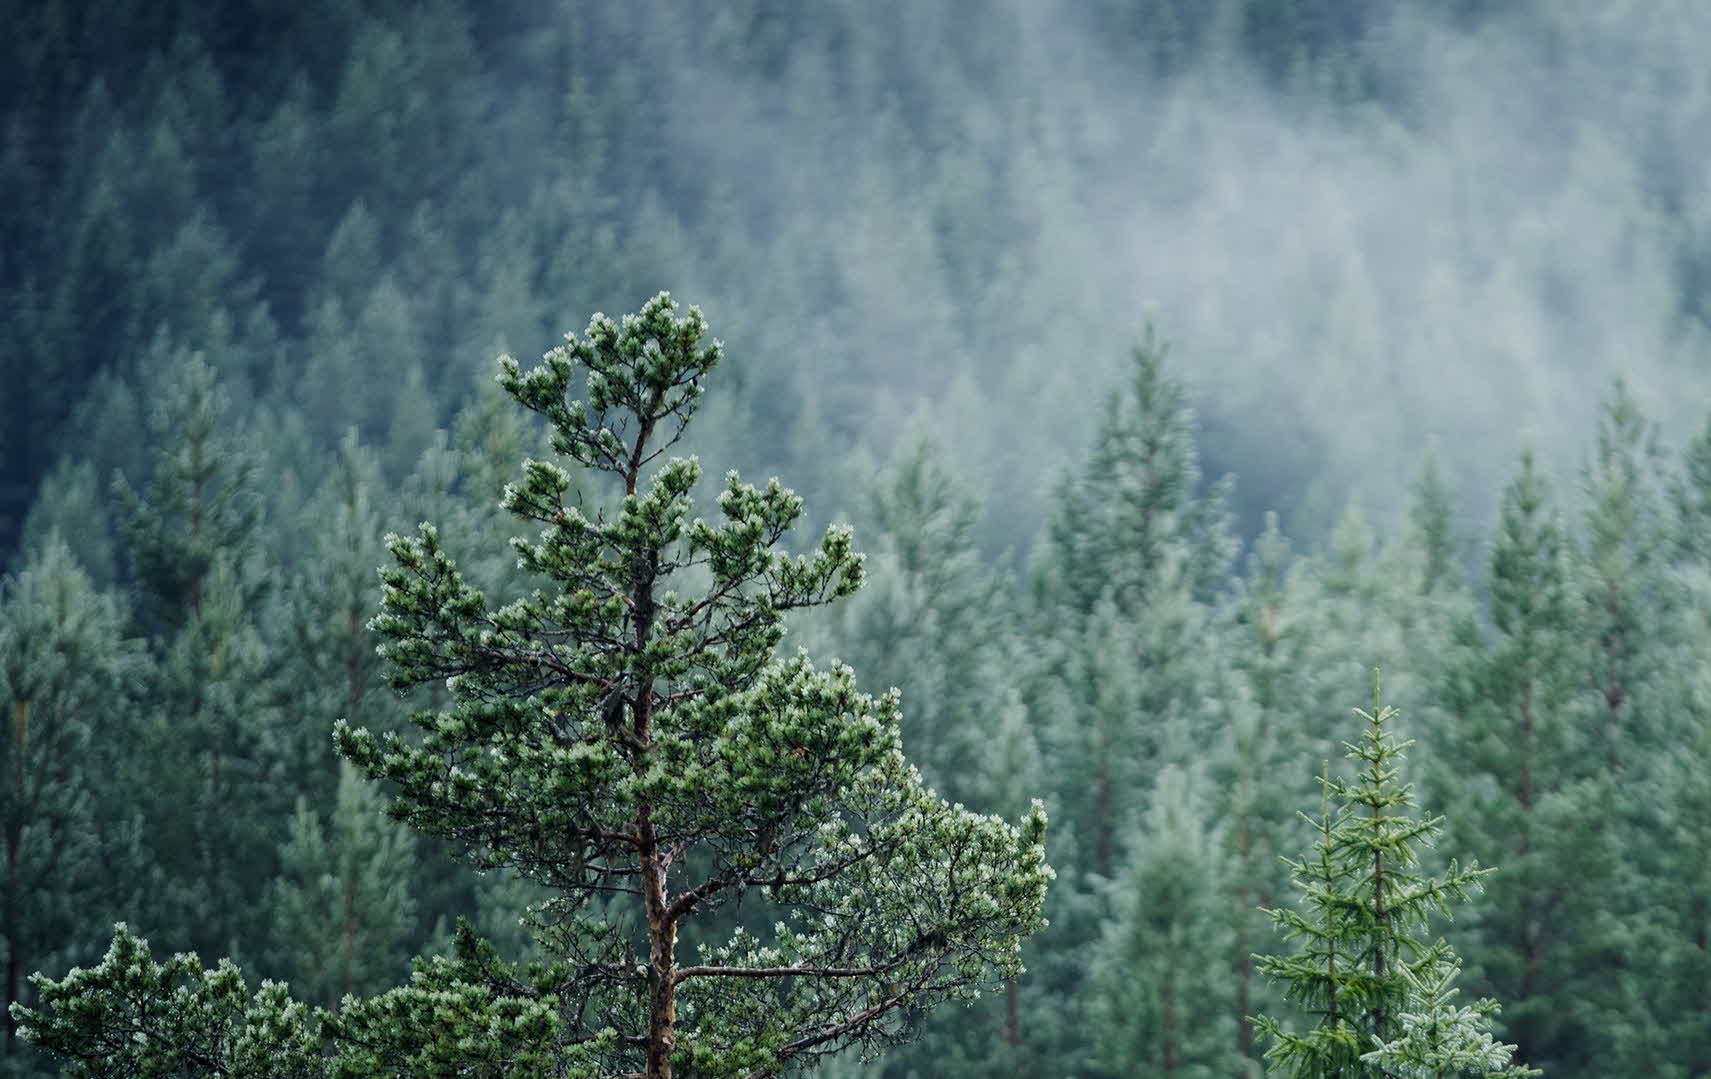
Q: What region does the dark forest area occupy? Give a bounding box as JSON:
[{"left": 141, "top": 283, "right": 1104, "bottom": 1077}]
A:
[{"left": 3, "top": 1, "right": 1711, "bottom": 1075}]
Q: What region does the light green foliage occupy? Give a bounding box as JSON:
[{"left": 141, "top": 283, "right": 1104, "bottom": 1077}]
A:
[
  {"left": 1255, "top": 678, "right": 1533, "bottom": 1079},
  {"left": 1087, "top": 766, "right": 1244, "bottom": 1079},
  {"left": 1361, "top": 958, "right": 1532, "bottom": 1079},
  {"left": 17, "top": 927, "right": 324, "bottom": 1079}
]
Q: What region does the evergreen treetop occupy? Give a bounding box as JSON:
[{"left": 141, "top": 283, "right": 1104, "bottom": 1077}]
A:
[{"left": 1255, "top": 676, "right": 1535, "bottom": 1079}]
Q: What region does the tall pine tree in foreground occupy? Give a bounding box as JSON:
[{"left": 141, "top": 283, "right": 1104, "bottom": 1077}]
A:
[
  {"left": 1255, "top": 677, "right": 1535, "bottom": 1079},
  {"left": 16, "top": 293, "right": 1051, "bottom": 1079}
]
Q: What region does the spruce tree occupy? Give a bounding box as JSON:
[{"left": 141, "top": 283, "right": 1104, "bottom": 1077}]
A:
[
  {"left": 1031, "top": 328, "right": 1232, "bottom": 879},
  {"left": 1224, "top": 512, "right": 1314, "bottom": 1066},
  {"left": 17, "top": 294, "right": 1051, "bottom": 1079},
  {"left": 1434, "top": 449, "right": 1614, "bottom": 1072},
  {"left": 1577, "top": 380, "right": 1670, "bottom": 771},
  {"left": 1647, "top": 414, "right": 1711, "bottom": 1078},
  {"left": 111, "top": 350, "right": 282, "bottom": 962},
  {"left": 1086, "top": 765, "right": 1243, "bottom": 1079},
  {"left": 0, "top": 540, "right": 145, "bottom": 1068},
  {"left": 1255, "top": 677, "right": 1534, "bottom": 1079},
  {"left": 808, "top": 446, "right": 1015, "bottom": 807},
  {"left": 265, "top": 762, "right": 418, "bottom": 1010},
  {"left": 800, "top": 448, "right": 1049, "bottom": 1079}
]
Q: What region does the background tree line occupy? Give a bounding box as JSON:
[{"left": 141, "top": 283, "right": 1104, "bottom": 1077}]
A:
[{"left": 4, "top": 0, "right": 1711, "bottom": 1075}]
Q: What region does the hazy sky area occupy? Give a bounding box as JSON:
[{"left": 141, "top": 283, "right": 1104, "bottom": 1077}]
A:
[{"left": 649, "top": 0, "right": 1711, "bottom": 548}]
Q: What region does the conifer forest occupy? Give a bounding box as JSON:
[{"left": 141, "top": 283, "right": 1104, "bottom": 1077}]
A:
[{"left": 6, "top": 1, "right": 1711, "bottom": 1076}]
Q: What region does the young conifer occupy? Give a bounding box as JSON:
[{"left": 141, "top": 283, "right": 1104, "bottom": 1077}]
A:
[{"left": 1255, "top": 676, "right": 1534, "bottom": 1079}]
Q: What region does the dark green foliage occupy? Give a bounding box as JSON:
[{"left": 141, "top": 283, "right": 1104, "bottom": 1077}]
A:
[
  {"left": 17, "top": 296, "right": 1050, "bottom": 1079},
  {"left": 338, "top": 293, "right": 1051, "bottom": 1076},
  {"left": 19, "top": 926, "right": 325, "bottom": 1079},
  {"left": 0, "top": 541, "right": 145, "bottom": 1064},
  {"left": 266, "top": 764, "right": 418, "bottom": 1009},
  {"left": 1033, "top": 329, "right": 1233, "bottom": 878},
  {"left": 814, "top": 446, "right": 1030, "bottom": 808},
  {"left": 1434, "top": 450, "right": 1612, "bottom": 1071},
  {"left": 6, "top": 3, "right": 1711, "bottom": 1076},
  {"left": 111, "top": 352, "right": 284, "bottom": 962}
]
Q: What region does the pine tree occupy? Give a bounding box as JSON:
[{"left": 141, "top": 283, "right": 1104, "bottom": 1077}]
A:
[
  {"left": 18, "top": 294, "right": 1051, "bottom": 1079},
  {"left": 1086, "top": 765, "right": 1243, "bottom": 1079},
  {"left": 1255, "top": 676, "right": 1534, "bottom": 1079},
  {"left": 0, "top": 540, "right": 146, "bottom": 1068},
  {"left": 110, "top": 349, "right": 283, "bottom": 962},
  {"left": 1031, "top": 329, "right": 1232, "bottom": 879},
  {"left": 1434, "top": 449, "right": 1615, "bottom": 1072},
  {"left": 265, "top": 763, "right": 418, "bottom": 1010},
  {"left": 815, "top": 445, "right": 1023, "bottom": 806}
]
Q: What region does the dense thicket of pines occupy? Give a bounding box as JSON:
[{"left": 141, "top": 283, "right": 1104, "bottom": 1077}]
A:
[{"left": 4, "top": 0, "right": 1711, "bottom": 1075}]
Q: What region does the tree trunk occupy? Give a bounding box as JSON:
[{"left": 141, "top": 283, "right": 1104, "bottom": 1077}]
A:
[{"left": 641, "top": 806, "right": 677, "bottom": 1079}]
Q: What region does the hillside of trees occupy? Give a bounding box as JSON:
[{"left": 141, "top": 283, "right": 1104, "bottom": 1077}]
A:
[{"left": 4, "top": 1, "right": 1711, "bottom": 1075}]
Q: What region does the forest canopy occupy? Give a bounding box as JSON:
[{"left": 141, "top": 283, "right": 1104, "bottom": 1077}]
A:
[{"left": 5, "top": 1, "right": 1711, "bottom": 1076}]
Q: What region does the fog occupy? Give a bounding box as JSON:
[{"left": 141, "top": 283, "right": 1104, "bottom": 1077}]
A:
[{"left": 636, "top": 0, "right": 1711, "bottom": 549}]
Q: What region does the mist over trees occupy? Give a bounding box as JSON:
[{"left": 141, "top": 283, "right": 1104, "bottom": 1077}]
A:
[{"left": 4, "top": 0, "right": 1711, "bottom": 1075}]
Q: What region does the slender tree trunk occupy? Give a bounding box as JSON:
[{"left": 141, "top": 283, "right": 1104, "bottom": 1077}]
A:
[
  {"left": 642, "top": 815, "right": 677, "bottom": 1079},
  {"left": 1370, "top": 752, "right": 1388, "bottom": 1042},
  {"left": 1519, "top": 680, "right": 1534, "bottom": 814},
  {"left": 1160, "top": 967, "right": 1178, "bottom": 1075},
  {"left": 1005, "top": 978, "right": 1021, "bottom": 1046}
]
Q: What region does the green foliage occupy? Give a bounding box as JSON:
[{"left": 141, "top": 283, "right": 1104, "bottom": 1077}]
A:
[
  {"left": 339, "top": 293, "right": 1050, "bottom": 1076},
  {"left": 1432, "top": 449, "right": 1617, "bottom": 1072},
  {"left": 1255, "top": 678, "right": 1533, "bottom": 1079},
  {"left": 1033, "top": 329, "right": 1233, "bottom": 878},
  {"left": 19, "top": 296, "right": 1051, "bottom": 1079},
  {"left": 814, "top": 446, "right": 1032, "bottom": 807},
  {"left": 7, "top": 5, "right": 1711, "bottom": 1077},
  {"left": 1086, "top": 766, "right": 1244, "bottom": 1079},
  {"left": 266, "top": 764, "right": 418, "bottom": 1009},
  {"left": 1360, "top": 957, "right": 1533, "bottom": 1079},
  {"left": 111, "top": 351, "right": 285, "bottom": 962},
  {"left": 16, "top": 926, "right": 324, "bottom": 1079},
  {"left": 0, "top": 540, "right": 146, "bottom": 1066}
]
